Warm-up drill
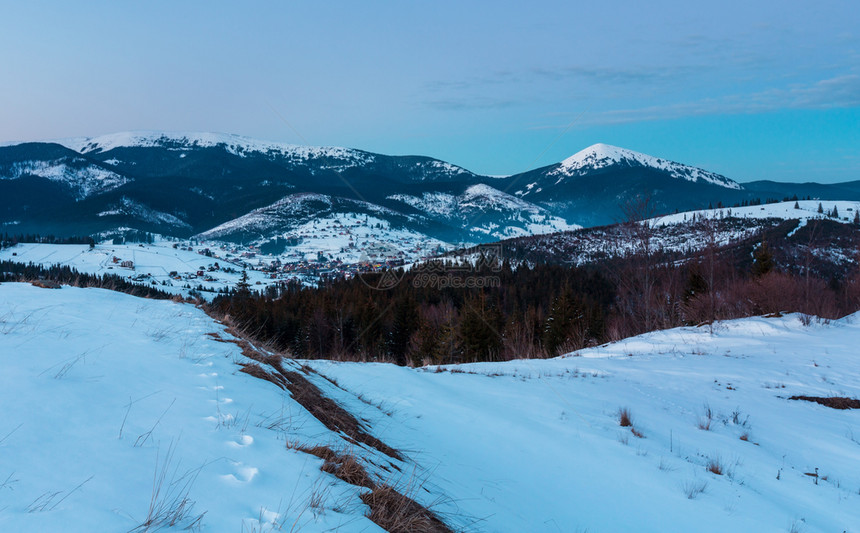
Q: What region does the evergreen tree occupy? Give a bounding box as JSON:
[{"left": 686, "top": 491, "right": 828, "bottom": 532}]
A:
[
  {"left": 543, "top": 286, "right": 581, "bottom": 356},
  {"left": 682, "top": 268, "right": 709, "bottom": 302},
  {"left": 388, "top": 295, "right": 419, "bottom": 365},
  {"left": 235, "top": 270, "right": 252, "bottom": 295},
  {"left": 817, "top": 202, "right": 824, "bottom": 214},
  {"left": 752, "top": 241, "right": 774, "bottom": 277},
  {"left": 460, "top": 294, "right": 502, "bottom": 362},
  {"left": 831, "top": 205, "right": 839, "bottom": 218},
  {"left": 794, "top": 201, "right": 800, "bottom": 209},
  {"left": 854, "top": 210, "right": 859, "bottom": 225}
]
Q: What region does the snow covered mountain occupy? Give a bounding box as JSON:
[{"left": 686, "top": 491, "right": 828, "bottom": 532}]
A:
[
  {"left": 0, "top": 143, "right": 129, "bottom": 201},
  {"left": 387, "top": 183, "right": 579, "bottom": 240},
  {"left": 498, "top": 143, "right": 750, "bottom": 226},
  {"left": 2, "top": 131, "right": 858, "bottom": 245},
  {"left": 545, "top": 143, "right": 740, "bottom": 190}
]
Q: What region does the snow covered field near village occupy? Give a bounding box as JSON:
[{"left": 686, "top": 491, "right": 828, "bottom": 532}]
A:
[
  {"left": 1, "top": 282, "right": 859, "bottom": 532},
  {"left": 0, "top": 241, "right": 280, "bottom": 298}
]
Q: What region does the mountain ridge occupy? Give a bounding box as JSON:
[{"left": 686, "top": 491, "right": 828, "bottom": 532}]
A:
[{"left": 2, "top": 131, "right": 858, "bottom": 246}]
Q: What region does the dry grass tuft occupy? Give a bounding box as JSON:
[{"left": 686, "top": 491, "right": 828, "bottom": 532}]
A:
[
  {"left": 697, "top": 403, "right": 714, "bottom": 430},
  {"left": 292, "top": 443, "right": 376, "bottom": 489},
  {"left": 322, "top": 454, "right": 375, "bottom": 489},
  {"left": 619, "top": 408, "right": 633, "bottom": 427},
  {"left": 360, "top": 485, "right": 452, "bottom": 533},
  {"left": 706, "top": 457, "right": 724, "bottom": 475},
  {"left": 238, "top": 363, "right": 286, "bottom": 389},
  {"left": 631, "top": 427, "right": 645, "bottom": 439},
  {"left": 682, "top": 479, "right": 708, "bottom": 499}
]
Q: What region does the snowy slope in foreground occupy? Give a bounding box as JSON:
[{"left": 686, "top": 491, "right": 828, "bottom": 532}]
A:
[
  {"left": 2, "top": 283, "right": 859, "bottom": 532},
  {"left": 0, "top": 284, "right": 393, "bottom": 532},
  {"left": 310, "top": 316, "right": 860, "bottom": 532}
]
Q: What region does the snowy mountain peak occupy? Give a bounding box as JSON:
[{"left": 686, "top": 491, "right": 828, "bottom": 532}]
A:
[
  {"left": 58, "top": 131, "right": 373, "bottom": 164},
  {"left": 552, "top": 143, "right": 741, "bottom": 190}
]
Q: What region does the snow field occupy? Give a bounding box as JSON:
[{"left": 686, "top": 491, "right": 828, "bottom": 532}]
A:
[
  {"left": 0, "top": 284, "right": 391, "bottom": 532},
  {"left": 0, "top": 241, "right": 279, "bottom": 299},
  {"left": 1, "top": 282, "right": 859, "bottom": 531},
  {"left": 307, "top": 314, "right": 860, "bottom": 532}
]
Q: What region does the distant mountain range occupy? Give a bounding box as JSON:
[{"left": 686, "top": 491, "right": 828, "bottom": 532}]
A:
[{"left": 2, "top": 131, "right": 858, "bottom": 246}]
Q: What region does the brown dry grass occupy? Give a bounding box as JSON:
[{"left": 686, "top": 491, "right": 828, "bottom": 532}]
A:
[
  {"left": 322, "top": 454, "right": 375, "bottom": 489},
  {"left": 277, "top": 366, "right": 403, "bottom": 461},
  {"left": 789, "top": 395, "right": 860, "bottom": 409},
  {"left": 290, "top": 443, "right": 451, "bottom": 531},
  {"left": 706, "top": 457, "right": 723, "bottom": 475},
  {"left": 214, "top": 324, "right": 403, "bottom": 460},
  {"left": 619, "top": 408, "right": 633, "bottom": 427},
  {"left": 360, "top": 485, "right": 452, "bottom": 533}
]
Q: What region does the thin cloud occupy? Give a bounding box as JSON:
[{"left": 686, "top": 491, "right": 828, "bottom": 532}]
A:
[
  {"left": 532, "top": 73, "right": 860, "bottom": 127},
  {"left": 424, "top": 96, "right": 518, "bottom": 111}
]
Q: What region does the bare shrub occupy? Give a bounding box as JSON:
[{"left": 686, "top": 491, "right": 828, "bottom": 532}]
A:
[
  {"left": 682, "top": 479, "right": 708, "bottom": 499},
  {"left": 697, "top": 403, "right": 713, "bottom": 430}
]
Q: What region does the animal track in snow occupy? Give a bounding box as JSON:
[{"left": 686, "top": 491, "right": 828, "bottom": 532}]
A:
[
  {"left": 227, "top": 435, "right": 254, "bottom": 448},
  {"left": 220, "top": 461, "right": 259, "bottom": 484}
]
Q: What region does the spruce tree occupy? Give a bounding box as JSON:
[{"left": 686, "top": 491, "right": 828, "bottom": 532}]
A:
[
  {"left": 460, "top": 294, "right": 502, "bottom": 362},
  {"left": 235, "top": 270, "right": 251, "bottom": 296},
  {"left": 388, "top": 295, "right": 418, "bottom": 365},
  {"left": 543, "top": 286, "right": 580, "bottom": 356},
  {"left": 752, "top": 241, "right": 774, "bottom": 277}
]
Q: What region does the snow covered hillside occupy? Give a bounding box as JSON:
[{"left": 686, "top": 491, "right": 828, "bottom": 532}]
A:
[
  {"left": 313, "top": 315, "right": 860, "bottom": 532},
  {"left": 0, "top": 283, "right": 400, "bottom": 532},
  {"left": 2, "top": 283, "right": 858, "bottom": 531},
  {"left": 651, "top": 200, "right": 860, "bottom": 227},
  {"left": 388, "top": 184, "right": 579, "bottom": 240},
  {"left": 0, "top": 241, "right": 281, "bottom": 298}
]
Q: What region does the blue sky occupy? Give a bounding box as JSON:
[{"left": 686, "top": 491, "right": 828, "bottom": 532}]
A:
[{"left": 1, "top": 1, "right": 858, "bottom": 182}]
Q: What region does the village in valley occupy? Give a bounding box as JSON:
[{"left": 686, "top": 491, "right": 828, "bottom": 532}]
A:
[{"left": 0, "top": 213, "right": 452, "bottom": 298}]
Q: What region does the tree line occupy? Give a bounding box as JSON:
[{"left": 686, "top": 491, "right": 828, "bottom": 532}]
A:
[{"left": 209, "top": 218, "right": 860, "bottom": 366}]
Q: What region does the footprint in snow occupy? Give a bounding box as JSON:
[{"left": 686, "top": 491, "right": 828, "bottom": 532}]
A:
[
  {"left": 220, "top": 462, "right": 259, "bottom": 484},
  {"left": 226, "top": 435, "right": 254, "bottom": 448}
]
